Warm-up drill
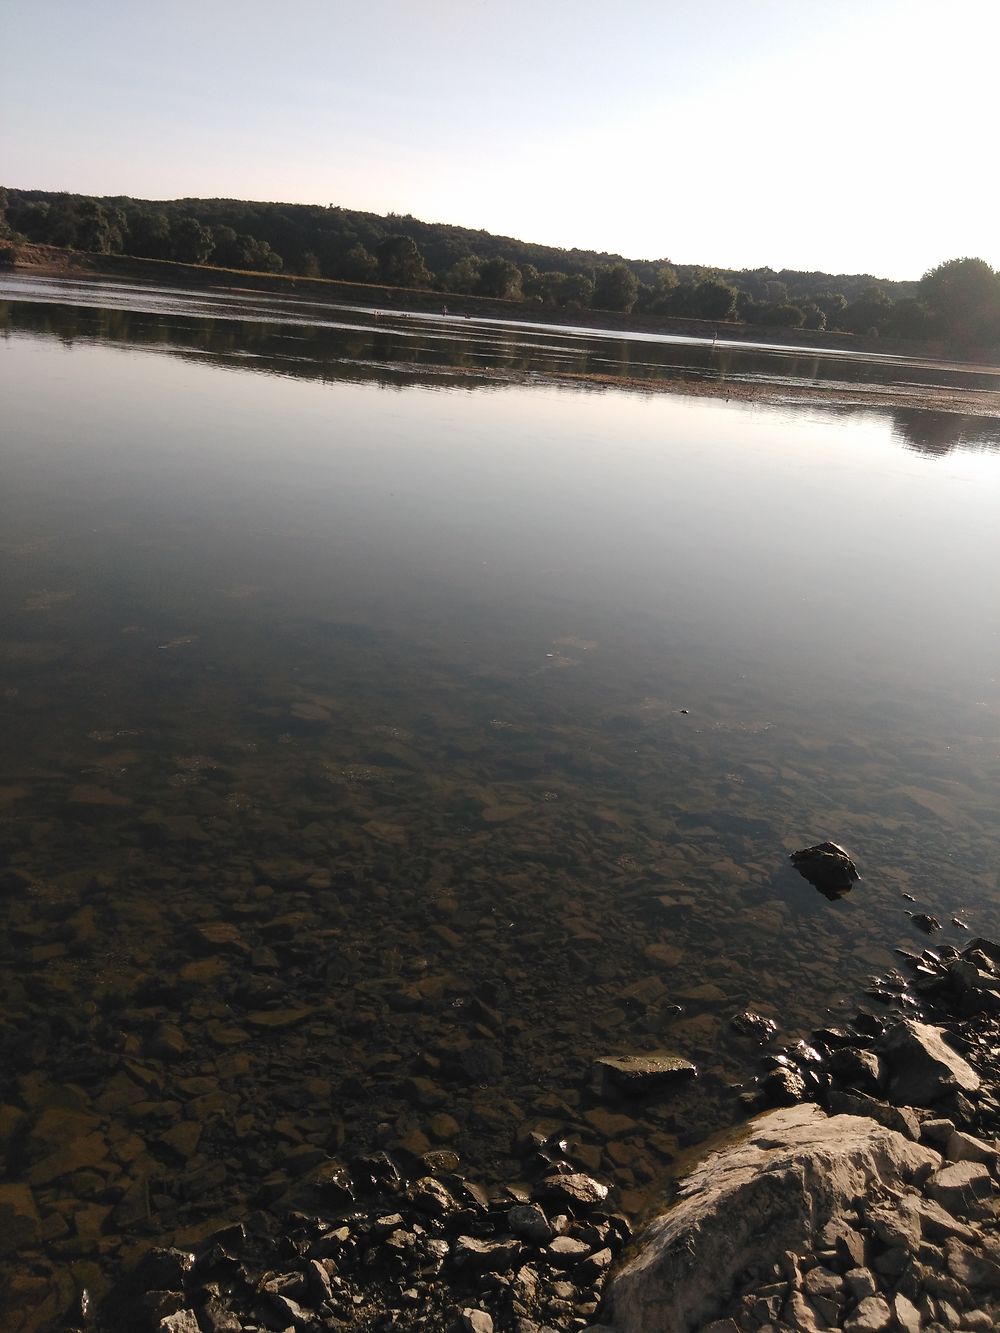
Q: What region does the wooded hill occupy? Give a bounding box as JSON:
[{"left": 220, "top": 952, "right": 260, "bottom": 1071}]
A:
[{"left": 2, "top": 187, "right": 998, "bottom": 346}]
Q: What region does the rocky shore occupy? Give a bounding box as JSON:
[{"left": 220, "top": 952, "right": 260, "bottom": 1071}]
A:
[{"left": 96, "top": 935, "right": 1000, "bottom": 1333}]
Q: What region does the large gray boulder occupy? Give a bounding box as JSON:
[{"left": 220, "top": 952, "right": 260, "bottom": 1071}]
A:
[
  {"left": 876, "top": 1020, "right": 981, "bottom": 1106},
  {"left": 607, "top": 1105, "right": 939, "bottom": 1333}
]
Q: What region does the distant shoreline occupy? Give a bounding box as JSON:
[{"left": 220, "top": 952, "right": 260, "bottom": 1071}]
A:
[
  {"left": 3, "top": 241, "right": 967, "bottom": 359},
  {"left": 7, "top": 244, "right": 1000, "bottom": 421}
]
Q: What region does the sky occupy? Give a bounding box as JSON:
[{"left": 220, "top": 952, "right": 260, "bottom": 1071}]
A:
[{"left": 3, "top": 0, "right": 999, "bottom": 281}]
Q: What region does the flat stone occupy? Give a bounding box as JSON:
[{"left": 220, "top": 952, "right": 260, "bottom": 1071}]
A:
[
  {"left": 843, "top": 1294, "right": 892, "bottom": 1332},
  {"left": 928, "top": 1160, "right": 993, "bottom": 1213},
  {"left": 537, "top": 1173, "right": 609, "bottom": 1209},
  {"left": 801, "top": 1265, "right": 842, "bottom": 1300},
  {"left": 911, "top": 1194, "right": 976, "bottom": 1242},
  {"left": 0, "top": 1183, "right": 41, "bottom": 1256},
  {"left": 245, "top": 1006, "right": 315, "bottom": 1029},
  {"left": 457, "top": 1311, "right": 494, "bottom": 1333},
  {"left": 594, "top": 1053, "right": 697, "bottom": 1094},
  {"left": 920, "top": 1118, "right": 957, "bottom": 1146},
  {"left": 159, "top": 1122, "right": 202, "bottom": 1159},
  {"left": 548, "top": 1235, "right": 591, "bottom": 1267},
  {"left": 946, "top": 1129, "right": 999, "bottom": 1166},
  {"left": 26, "top": 1132, "right": 109, "bottom": 1185},
  {"left": 944, "top": 1237, "right": 1000, "bottom": 1289},
  {"left": 191, "top": 921, "right": 249, "bottom": 954},
  {"left": 893, "top": 1292, "right": 921, "bottom": 1333},
  {"left": 454, "top": 1236, "right": 522, "bottom": 1272},
  {"left": 865, "top": 1198, "right": 921, "bottom": 1249},
  {"left": 877, "top": 1021, "right": 981, "bottom": 1106}
]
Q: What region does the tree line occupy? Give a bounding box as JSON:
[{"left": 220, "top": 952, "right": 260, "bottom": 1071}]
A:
[{"left": 2, "top": 187, "right": 998, "bottom": 346}]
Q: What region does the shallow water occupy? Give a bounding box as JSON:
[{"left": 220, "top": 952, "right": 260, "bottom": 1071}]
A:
[{"left": 1, "top": 281, "right": 999, "bottom": 1323}]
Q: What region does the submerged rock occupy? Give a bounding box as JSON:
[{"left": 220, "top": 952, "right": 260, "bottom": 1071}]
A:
[
  {"left": 594, "top": 1053, "right": 697, "bottom": 1096},
  {"left": 789, "top": 841, "right": 860, "bottom": 899}
]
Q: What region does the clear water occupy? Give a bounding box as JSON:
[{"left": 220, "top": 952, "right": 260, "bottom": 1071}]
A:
[{"left": 1, "top": 279, "right": 999, "bottom": 1324}]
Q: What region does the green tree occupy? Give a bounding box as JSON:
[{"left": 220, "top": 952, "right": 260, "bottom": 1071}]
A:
[
  {"left": 478, "top": 256, "right": 523, "bottom": 299},
  {"left": 444, "top": 254, "right": 481, "bottom": 293},
  {"left": 688, "top": 278, "right": 738, "bottom": 320},
  {"left": 799, "top": 303, "right": 826, "bottom": 331},
  {"left": 127, "top": 210, "right": 171, "bottom": 259},
  {"left": 810, "top": 291, "right": 848, "bottom": 323},
  {"left": 562, "top": 273, "right": 595, "bottom": 309},
  {"left": 519, "top": 263, "right": 543, "bottom": 299},
  {"left": 918, "top": 257, "right": 1000, "bottom": 342},
  {"left": 170, "top": 217, "right": 213, "bottom": 264},
  {"left": 758, "top": 303, "right": 806, "bottom": 328},
  {"left": 214, "top": 231, "right": 282, "bottom": 272},
  {"left": 593, "top": 263, "right": 639, "bottom": 312},
  {"left": 884, "top": 297, "right": 933, "bottom": 341},
  {"left": 338, "top": 244, "right": 378, "bottom": 282},
  {"left": 838, "top": 286, "right": 892, "bottom": 336},
  {"left": 74, "top": 201, "right": 124, "bottom": 254},
  {"left": 376, "top": 235, "right": 431, "bottom": 288}
]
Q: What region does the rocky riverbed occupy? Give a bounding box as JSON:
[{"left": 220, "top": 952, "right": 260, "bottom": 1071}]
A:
[{"left": 87, "top": 935, "right": 1000, "bottom": 1333}]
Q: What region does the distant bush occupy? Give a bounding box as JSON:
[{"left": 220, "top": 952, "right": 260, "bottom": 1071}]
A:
[{"left": 0, "top": 243, "right": 16, "bottom": 268}]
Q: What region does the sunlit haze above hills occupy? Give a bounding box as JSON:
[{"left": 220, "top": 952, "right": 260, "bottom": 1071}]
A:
[{"left": 3, "top": 0, "right": 999, "bottom": 281}]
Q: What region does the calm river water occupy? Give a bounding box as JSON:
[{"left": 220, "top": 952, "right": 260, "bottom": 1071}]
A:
[{"left": 1, "top": 276, "right": 999, "bottom": 1325}]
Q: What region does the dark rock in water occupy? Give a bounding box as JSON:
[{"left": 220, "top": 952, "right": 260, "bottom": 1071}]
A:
[
  {"left": 789, "top": 842, "right": 860, "bottom": 899},
  {"left": 133, "top": 1248, "right": 196, "bottom": 1293},
  {"left": 594, "top": 1052, "right": 697, "bottom": 1095},
  {"left": 730, "top": 1010, "right": 778, "bottom": 1042},
  {"left": 910, "top": 912, "right": 942, "bottom": 934}
]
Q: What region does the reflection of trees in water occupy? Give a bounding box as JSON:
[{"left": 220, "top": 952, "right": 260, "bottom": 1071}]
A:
[
  {"left": 891, "top": 408, "right": 1000, "bottom": 455},
  {"left": 5, "top": 301, "right": 1000, "bottom": 455}
]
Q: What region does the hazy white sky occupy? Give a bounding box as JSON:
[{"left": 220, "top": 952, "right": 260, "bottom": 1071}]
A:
[{"left": 3, "top": 0, "right": 999, "bottom": 280}]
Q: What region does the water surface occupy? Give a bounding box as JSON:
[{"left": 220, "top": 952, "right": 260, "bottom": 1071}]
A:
[{"left": 1, "top": 280, "right": 999, "bottom": 1325}]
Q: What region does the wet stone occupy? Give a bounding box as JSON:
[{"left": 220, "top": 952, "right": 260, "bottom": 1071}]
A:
[
  {"left": 536, "top": 1173, "right": 610, "bottom": 1210},
  {"left": 789, "top": 842, "right": 860, "bottom": 899},
  {"left": 508, "top": 1203, "right": 554, "bottom": 1244},
  {"left": 0, "top": 1183, "right": 41, "bottom": 1255},
  {"left": 547, "top": 1235, "right": 590, "bottom": 1267},
  {"left": 454, "top": 1236, "right": 522, "bottom": 1272},
  {"left": 593, "top": 1052, "right": 697, "bottom": 1095}
]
